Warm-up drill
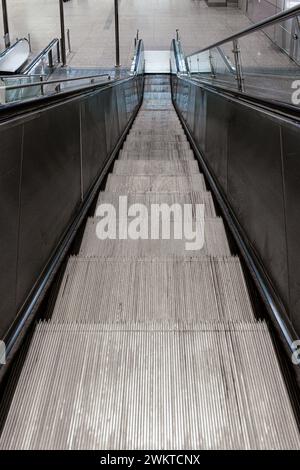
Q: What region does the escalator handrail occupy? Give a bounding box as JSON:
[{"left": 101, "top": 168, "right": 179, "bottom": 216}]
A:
[
  {"left": 131, "top": 39, "right": 144, "bottom": 75},
  {"left": 0, "top": 38, "right": 145, "bottom": 114},
  {"left": 21, "top": 38, "right": 60, "bottom": 75},
  {"left": 0, "top": 38, "right": 29, "bottom": 59},
  {"left": 185, "top": 73, "right": 300, "bottom": 119},
  {"left": 3, "top": 72, "right": 111, "bottom": 91},
  {"left": 187, "top": 4, "right": 300, "bottom": 58},
  {"left": 0, "top": 73, "right": 41, "bottom": 79},
  {"left": 0, "top": 74, "right": 132, "bottom": 121}
]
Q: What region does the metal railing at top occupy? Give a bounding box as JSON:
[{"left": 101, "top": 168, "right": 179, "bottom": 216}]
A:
[
  {"left": 0, "top": 74, "right": 40, "bottom": 79},
  {"left": 188, "top": 5, "right": 300, "bottom": 59},
  {"left": 183, "top": 5, "right": 300, "bottom": 105},
  {"left": 0, "top": 34, "right": 145, "bottom": 106},
  {"left": 3, "top": 73, "right": 111, "bottom": 91},
  {"left": 0, "top": 72, "right": 112, "bottom": 105}
]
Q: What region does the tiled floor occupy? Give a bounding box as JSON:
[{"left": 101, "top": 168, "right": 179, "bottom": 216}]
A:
[{"left": 0, "top": 0, "right": 253, "bottom": 67}]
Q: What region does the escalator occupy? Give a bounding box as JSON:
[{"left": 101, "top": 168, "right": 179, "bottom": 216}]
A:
[
  {"left": 0, "top": 38, "right": 60, "bottom": 75},
  {"left": 0, "top": 11, "right": 300, "bottom": 450},
  {"left": 0, "top": 39, "right": 30, "bottom": 74},
  {"left": 0, "top": 38, "right": 62, "bottom": 105}
]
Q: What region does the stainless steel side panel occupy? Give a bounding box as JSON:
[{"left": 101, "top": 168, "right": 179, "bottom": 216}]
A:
[
  {"left": 172, "top": 75, "right": 300, "bottom": 335},
  {"left": 281, "top": 120, "right": 300, "bottom": 332},
  {"left": 0, "top": 123, "right": 23, "bottom": 336},
  {"left": 0, "top": 76, "right": 143, "bottom": 339},
  {"left": 205, "top": 91, "right": 229, "bottom": 193},
  {"left": 16, "top": 101, "right": 82, "bottom": 309},
  {"left": 81, "top": 93, "right": 107, "bottom": 196},
  {"left": 227, "top": 102, "right": 289, "bottom": 310}
]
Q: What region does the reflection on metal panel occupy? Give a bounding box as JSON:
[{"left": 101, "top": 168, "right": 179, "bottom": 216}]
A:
[
  {"left": 16, "top": 101, "right": 82, "bottom": 308},
  {"left": 0, "top": 125, "right": 23, "bottom": 336}
]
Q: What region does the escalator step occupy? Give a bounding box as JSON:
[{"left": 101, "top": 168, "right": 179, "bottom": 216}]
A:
[
  {"left": 133, "top": 119, "right": 181, "bottom": 126},
  {"left": 1, "top": 322, "right": 298, "bottom": 450},
  {"left": 113, "top": 160, "right": 200, "bottom": 175},
  {"left": 141, "top": 102, "right": 173, "bottom": 111},
  {"left": 134, "top": 111, "right": 179, "bottom": 117},
  {"left": 122, "top": 141, "right": 191, "bottom": 151},
  {"left": 50, "top": 257, "right": 255, "bottom": 323},
  {"left": 96, "top": 191, "right": 216, "bottom": 217},
  {"left": 133, "top": 117, "right": 181, "bottom": 124},
  {"left": 79, "top": 217, "right": 230, "bottom": 257},
  {"left": 130, "top": 126, "right": 183, "bottom": 133},
  {"left": 118, "top": 149, "right": 195, "bottom": 160},
  {"left": 144, "top": 76, "right": 170, "bottom": 84},
  {"left": 125, "top": 135, "right": 187, "bottom": 143},
  {"left": 131, "top": 122, "right": 182, "bottom": 128},
  {"left": 105, "top": 174, "right": 206, "bottom": 192},
  {"left": 143, "top": 92, "right": 172, "bottom": 100},
  {"left": 144, "top": 84, "right": 170, "bottom": 92}
]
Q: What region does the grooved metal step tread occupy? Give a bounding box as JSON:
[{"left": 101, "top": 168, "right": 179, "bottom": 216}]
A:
[
  {"left": 143, "top": 92, "right": 172, "bottom": 99},
  {"left": 132, "top": 126, "right": 181, "bottom": 131},
  {"left": 141, "top": 106, "right": 174, "bottom": 111},
  {"left": 134, "top": 115, "right": 179, "bottom": 119},
  {"left": 1, "top": 321, "right": 299, "bottom": 450},
  {"left": 131, "top": 126, "right": 181, "bottom": 130},
  {"left": 136, "top": 109, "right": 177, "bottom": 112},
  {"left": 96, "top": 191, "right": 216, "bottom": 217},
  {"left": 123, "top": 142, "right": 190, "bottom": 152},
  {"left": 79, "top": 217, "right": 230, "bottom": 257},
  {"left": 132, "top": 116, "right": 180, "bottom": 121},
  {"left": 130, "top": 126, "right": 183, "bottom": 133},
  {"left": 133, "top": 121, "right": 180, "bottom": 127},
  {"left": 132, "top": 120, "right": 181, "bottom": 125},
  {"left": 113, "top": 160, "right": 199, "bottom": 175},
  {"left": 119, "top": 149, "right": 195, "bottom": 160},
  {"left": 126, "top": 135, "right": 187, "bottom": 143},
  {"left": 136, "top": 109, "right": 177, "bottom": 114},
  {"left": 105, "top": 174, "right": 206, "bottom": 193},
  {"left": 50, "top": 256, "right": 255, "bottom": 323},
  {"left": 145, "top": 76, "right": 170, "bottom": 84},
  {"left": 129, "top": 129, "right": 184, "bottom": 137},
  {"left": 142, "top": 98, "right": 172, "bottom": 105},
  {"left": 144, "top": 84, "right": 171, "bottom": 92},
  {"left": 133, "top": 115, "right": 180, "bottom": 121}
]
